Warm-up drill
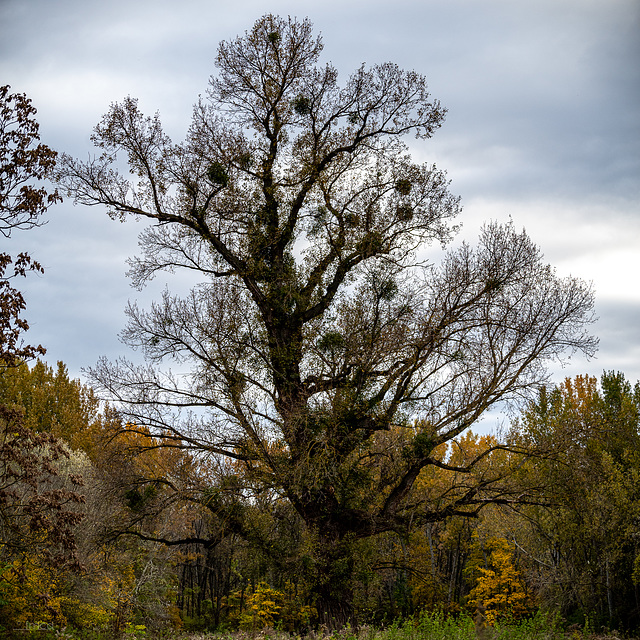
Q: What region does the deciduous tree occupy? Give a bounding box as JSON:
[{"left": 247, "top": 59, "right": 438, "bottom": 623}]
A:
[
  {"left": 57, "top": 15, "right": 597, "bottom": 626},
  {"left": 0, "top": 87, "right": 84, "bottom": 631},
  {"left": 513, "top": 373, "right": 640, "bottom": 630},
  {"left": 0, "top": 84, "right": 60, "bottom": 364}
]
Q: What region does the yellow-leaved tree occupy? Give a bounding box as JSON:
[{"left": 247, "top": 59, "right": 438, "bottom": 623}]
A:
[{"left": 465, "top": 533, "right": 533, "bottom": 625}]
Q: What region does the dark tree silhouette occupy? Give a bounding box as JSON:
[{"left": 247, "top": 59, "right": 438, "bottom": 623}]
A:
[{"left": 57, "top": 15, "right": 597, "bottom": 626}]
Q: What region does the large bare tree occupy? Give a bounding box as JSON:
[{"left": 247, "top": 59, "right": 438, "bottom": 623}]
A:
[{"left": 57, "top": 15, "right": 596, "bottom": 625}]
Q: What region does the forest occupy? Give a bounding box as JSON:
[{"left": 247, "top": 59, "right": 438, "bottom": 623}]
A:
[
  {"left": 2, "top": 14, "right": 639, "bottom": 639},
  {"left": 3, "top": 361, "right": 640, "bottom": 636}
]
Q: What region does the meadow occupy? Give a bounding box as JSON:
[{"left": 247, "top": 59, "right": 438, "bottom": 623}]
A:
[{"left": 16, "top": 612, "right": 634, "bottom": 640}]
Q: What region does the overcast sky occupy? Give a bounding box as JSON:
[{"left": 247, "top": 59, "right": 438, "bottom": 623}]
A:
[{"left": 1, "top": 0, "right": 639, "bottom": 405}]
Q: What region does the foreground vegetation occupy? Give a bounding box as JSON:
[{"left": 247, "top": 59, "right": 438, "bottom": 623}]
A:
[{"left": 8, "top": 611, "right": 637, "bottom": 640}]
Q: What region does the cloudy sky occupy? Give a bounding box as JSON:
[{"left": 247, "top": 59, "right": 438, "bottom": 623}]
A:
[{"left": 1, "top": 0, "right": 639, "bottom": 399}]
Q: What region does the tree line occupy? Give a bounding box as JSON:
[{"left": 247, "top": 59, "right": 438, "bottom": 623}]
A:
[
  {"left": 3, "top": 13, "right": 636, "bottom": 637},
  {"left": 1, "top": 361, "right": 639, "bottom": 633}
]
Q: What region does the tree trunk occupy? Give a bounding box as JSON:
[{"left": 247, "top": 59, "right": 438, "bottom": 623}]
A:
[
  {"left": 605, "top": 559, "right": 613, "bottom": 624},
  {"left": 312, "top": 533, "right": 357, "bottom": 630},
  {"left": 315, "top": 589, "right": 355, "bottom": 630}
]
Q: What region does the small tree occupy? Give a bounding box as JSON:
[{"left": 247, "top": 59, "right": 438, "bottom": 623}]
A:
[
  {"left": 465, "top": 534, "right": 533, "bottom": 625},
  {"left": 57, "top": 15, "right": 596, "bottom": 626}
]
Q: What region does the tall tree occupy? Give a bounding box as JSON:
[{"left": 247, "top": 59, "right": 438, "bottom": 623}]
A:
[
  {"left": 513, "top": 373, "right": 640, "bottom": 630},
  {"left": 57, "top": 15, "right": 597, "bottom": 626}
]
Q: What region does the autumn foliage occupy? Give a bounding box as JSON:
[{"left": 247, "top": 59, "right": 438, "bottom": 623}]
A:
[{"left": 1, "top": 362, "right": 640, "bottom": 634}]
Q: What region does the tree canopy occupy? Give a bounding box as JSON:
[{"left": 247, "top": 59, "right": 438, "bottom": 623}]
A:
[
  {"left": 57, "top": 14, "right": 597, "bottom": 625},
  {"left": 512, "top": 372, "right": 640, "bottom": 629}
]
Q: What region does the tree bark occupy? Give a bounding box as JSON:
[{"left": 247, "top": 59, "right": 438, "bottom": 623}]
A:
[{"left": 312, "top": 533, "right": 357, "bottom": 629}]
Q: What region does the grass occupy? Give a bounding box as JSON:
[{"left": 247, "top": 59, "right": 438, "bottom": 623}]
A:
[
  {"left": 9, "top": 611, "right": 636, "bottom": 640},
  {"left": 197, "top": 612, "right": 633, "bottom": 640}
]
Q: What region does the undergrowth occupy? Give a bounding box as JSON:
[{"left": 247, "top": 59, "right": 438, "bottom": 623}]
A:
[{"left": 6, "top": 610, "right": 635, "bottom": 640}]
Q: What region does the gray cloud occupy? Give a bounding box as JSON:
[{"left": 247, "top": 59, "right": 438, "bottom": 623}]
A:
[{"left": 1, "top": 0, "right": 638, "bottom": 394}]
